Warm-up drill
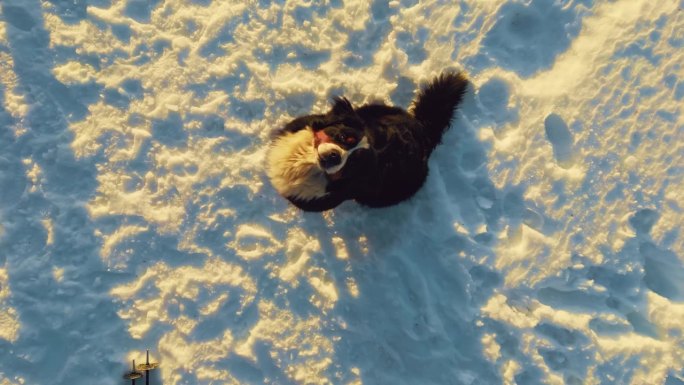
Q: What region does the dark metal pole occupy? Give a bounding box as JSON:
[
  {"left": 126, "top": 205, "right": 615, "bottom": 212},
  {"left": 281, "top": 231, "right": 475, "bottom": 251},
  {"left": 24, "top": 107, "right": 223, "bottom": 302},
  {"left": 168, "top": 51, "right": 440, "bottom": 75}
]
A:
[
  {"left": 136, "top": 349, "right": 159, "bottom": 385},
  {"left": 124, "top": 359, "right": 142, "bottom": 385},
  {"left": 145, "top": 351, "right": 150, "bottom": 385}
]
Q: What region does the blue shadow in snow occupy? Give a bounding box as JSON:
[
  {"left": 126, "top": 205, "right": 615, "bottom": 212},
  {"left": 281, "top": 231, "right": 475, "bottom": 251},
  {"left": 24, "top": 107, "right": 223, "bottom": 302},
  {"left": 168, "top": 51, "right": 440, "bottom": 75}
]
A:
[
  {"left": 343, "top": 0, "right": 397, "bottom": 68},
  {"left": 254, "top": 44, "right": 332, "bottom": 71},
  {"left": 395, "top": 28, "right": 428, "bottom": 65},
  {"left": 475, "top": 0, "right": 584, "bottom": 78},
  {"left": 0, "top": 1, "right": 144, "bottom": 384},
  {"left": 123, "top": 0, "right": 162, "bottom": 23}
]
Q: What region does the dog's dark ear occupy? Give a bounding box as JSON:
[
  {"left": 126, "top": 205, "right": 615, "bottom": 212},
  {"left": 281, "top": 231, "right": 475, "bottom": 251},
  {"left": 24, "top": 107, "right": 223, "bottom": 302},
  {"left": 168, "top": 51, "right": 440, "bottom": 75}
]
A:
[{"left": 331, "top": 96, "right": 354, "bottom": 115}]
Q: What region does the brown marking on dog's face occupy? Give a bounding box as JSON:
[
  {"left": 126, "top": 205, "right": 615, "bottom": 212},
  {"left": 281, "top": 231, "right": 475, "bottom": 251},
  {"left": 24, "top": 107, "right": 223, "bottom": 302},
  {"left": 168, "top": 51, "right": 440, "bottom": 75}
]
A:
[{"left": 327, "top": 170, "right": 344, "bottom": 181}]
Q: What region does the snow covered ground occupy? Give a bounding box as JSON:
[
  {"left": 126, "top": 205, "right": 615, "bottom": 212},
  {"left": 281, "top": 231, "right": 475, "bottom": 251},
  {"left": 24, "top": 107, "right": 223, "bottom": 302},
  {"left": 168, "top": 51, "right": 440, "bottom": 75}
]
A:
[{"left": 1, "top": 0, "right": 683, "bottom": 384}]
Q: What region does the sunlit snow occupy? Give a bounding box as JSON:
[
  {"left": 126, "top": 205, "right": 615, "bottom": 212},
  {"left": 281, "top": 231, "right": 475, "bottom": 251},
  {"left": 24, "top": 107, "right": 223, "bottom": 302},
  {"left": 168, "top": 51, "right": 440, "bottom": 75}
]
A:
[{"left": 0, "top": 0, "right": 683, "bottom": 384}]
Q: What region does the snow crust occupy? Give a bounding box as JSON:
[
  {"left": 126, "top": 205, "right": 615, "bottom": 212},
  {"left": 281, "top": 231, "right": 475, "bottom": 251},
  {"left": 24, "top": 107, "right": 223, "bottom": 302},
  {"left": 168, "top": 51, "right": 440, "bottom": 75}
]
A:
[{"left": 0, "top": 0, "right": 683, "bottom": 384}]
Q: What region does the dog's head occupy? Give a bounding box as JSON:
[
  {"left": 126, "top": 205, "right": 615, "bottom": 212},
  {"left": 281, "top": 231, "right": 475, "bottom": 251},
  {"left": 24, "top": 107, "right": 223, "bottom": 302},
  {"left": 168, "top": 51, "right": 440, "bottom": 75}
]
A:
[{"left": 311, "top": 97, "right": 369, "bottom": 177}]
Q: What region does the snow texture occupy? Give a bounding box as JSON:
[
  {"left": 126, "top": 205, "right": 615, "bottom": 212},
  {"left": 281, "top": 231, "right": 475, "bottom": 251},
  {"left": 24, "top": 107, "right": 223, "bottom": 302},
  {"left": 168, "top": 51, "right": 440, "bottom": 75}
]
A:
[{"left": 0, "top": 0, "right": 683, "bottom": 384}]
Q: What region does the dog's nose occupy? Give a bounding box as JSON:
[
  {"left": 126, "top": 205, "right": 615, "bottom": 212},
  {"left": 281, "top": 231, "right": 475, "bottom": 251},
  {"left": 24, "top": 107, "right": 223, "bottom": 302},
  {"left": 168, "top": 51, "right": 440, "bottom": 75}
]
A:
[{"left": 319, "top": 152, "right": 342, "bottom": 169}]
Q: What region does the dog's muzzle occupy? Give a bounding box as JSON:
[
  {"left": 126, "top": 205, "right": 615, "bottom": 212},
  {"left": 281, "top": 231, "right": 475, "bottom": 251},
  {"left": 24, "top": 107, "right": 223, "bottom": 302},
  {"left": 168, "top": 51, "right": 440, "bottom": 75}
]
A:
[{"left": 318, "top": 151, "right": 342, "bottom": 169}]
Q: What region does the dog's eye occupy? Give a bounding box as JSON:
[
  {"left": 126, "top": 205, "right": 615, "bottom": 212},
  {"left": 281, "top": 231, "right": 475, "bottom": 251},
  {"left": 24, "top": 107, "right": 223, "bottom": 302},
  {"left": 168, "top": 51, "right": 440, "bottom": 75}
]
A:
[{"left": 338, "top": 134, "right": 357, "bottom": 145}]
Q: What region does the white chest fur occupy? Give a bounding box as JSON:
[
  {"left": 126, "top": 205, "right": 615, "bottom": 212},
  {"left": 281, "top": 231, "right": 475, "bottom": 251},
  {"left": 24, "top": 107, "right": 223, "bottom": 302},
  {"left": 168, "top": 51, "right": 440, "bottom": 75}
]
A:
[{"left": 267, "top": 129, "right": 328, "bottom": 201}]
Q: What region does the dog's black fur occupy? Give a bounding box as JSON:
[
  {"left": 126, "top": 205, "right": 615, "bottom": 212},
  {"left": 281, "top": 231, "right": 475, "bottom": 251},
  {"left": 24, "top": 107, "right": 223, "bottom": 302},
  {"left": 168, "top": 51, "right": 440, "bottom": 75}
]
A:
[{"left": 267, "top": 72, "right": 469, "bottom": 212}]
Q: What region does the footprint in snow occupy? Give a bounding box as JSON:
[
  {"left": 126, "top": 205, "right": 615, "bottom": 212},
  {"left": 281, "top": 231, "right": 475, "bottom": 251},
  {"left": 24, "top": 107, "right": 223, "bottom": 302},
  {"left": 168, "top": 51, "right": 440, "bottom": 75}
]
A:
[
  {"left": 2, "top": 6, "right": 36, "bottom": 32},
  {"left": 544, "top": 113, "right": 574, "bottom": 168}
]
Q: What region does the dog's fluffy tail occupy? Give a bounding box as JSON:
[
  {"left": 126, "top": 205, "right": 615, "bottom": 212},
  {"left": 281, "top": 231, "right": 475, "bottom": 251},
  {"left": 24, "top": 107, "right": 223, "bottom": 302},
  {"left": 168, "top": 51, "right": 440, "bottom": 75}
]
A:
[{"left": 412, "top": 71, "right": 469, "bottom": 150}]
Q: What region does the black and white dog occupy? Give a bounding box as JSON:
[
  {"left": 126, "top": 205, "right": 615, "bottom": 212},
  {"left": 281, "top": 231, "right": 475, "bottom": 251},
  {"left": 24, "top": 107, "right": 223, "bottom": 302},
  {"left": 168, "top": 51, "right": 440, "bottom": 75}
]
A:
[{"left": 267, "top": 72, "right": 469, "bottom": 212}]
